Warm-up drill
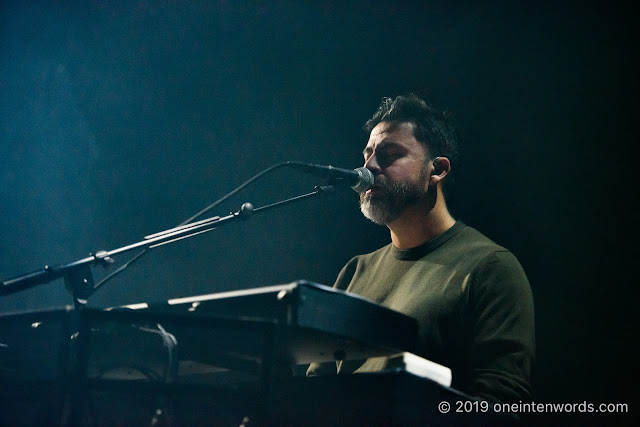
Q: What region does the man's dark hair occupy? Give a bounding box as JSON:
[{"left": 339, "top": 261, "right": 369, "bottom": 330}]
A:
[{"left": 364, "top": 93, "right": 459, "bottom": 197}]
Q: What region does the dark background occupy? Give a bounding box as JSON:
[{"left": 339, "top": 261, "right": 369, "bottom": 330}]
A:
[{"left": 1, "top": 0, "right": 637, "bottom": 417}]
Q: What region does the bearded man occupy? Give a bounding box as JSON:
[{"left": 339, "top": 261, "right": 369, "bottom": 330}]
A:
[{"left": 307, "top": 94, "right": 535, "bottom": 405}]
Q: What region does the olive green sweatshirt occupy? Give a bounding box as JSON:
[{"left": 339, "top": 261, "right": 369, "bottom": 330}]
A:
[{"left": 308, "top": 222, "right": 535, "bottom": 404}]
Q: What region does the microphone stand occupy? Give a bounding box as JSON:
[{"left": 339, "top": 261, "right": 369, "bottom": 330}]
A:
[{"left": 0, "top": 185, "right": 335, "bottom": 307}]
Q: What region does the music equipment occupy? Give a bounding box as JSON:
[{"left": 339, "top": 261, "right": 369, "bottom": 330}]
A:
[
  {"left": 0, "top": 281, "right": 422, "bottom": 424},
  {"left": 129, "top": 280, "right": 418, "bottom": 364}
]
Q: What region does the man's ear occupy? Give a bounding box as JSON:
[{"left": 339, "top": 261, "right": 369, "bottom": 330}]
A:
[{"left": 429, "top": 157, "right": 451, "bottom": 186}]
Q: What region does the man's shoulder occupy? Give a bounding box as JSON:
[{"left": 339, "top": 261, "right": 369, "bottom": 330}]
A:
[
  {"left": 360, "top": 242, "right": 394, "bottom": 258},
  {"left": 344, "top": 242, "right": 393, "bottom": 265},
  {"left": 455, "top": 224, "right": 505, "bottom": 249},
  {"left": 453, "top": 226, "right": 530, "bottom": 289},
  {"left": 447, "top": 224, "right": 512, "bottom": 259},
  {"left": 346, "top": 223, "right": 517, "bottom": 268}
]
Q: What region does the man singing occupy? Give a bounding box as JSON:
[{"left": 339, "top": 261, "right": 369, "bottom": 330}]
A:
[{"left": 308, "top": 94, "right": 535, "bottom": 405}]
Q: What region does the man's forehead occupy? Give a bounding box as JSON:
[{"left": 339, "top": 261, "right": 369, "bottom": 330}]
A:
[{"left": 366, "top": 121, "right": 417, "bottom": 147}]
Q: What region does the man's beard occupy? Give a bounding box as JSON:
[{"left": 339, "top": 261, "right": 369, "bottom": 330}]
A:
[{"left": 359, "top": 171, "right": 429, "bottom": 225}]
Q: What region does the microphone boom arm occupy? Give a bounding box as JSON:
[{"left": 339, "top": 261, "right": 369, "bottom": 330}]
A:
[{"left": 0, "top": 185, "right": 335, "bottom": 304}]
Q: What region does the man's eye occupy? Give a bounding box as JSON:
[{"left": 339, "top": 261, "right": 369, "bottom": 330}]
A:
[{"left": 377, "top": 151, "right": 400, "bottom": 165}]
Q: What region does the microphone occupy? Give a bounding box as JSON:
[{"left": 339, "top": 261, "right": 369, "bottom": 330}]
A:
[{"left": 288, "top": 162, "right": 374, "bottom": 192}]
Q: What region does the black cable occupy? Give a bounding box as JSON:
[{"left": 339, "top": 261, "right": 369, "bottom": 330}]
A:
[{"left": 92, "top": 161, "right": 292, "bottom": 293}]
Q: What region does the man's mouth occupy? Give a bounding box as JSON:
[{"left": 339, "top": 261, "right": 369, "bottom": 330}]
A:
[{"left": 366, "top": 185, "right": 384, "bottom": 196}]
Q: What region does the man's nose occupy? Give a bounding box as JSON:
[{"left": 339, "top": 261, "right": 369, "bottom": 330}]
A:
[{"left": 364, "top": 154, "right": 382, "bottom": 175}]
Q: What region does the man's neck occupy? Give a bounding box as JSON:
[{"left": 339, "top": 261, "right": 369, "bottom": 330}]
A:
[{"left": 387, "top": 196, "right": 456, "bottom": 250}]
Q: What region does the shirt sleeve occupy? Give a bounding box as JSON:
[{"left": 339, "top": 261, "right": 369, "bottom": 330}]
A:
[{"left": 464, "top": 250, "right": 536, "bottom": 403}]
